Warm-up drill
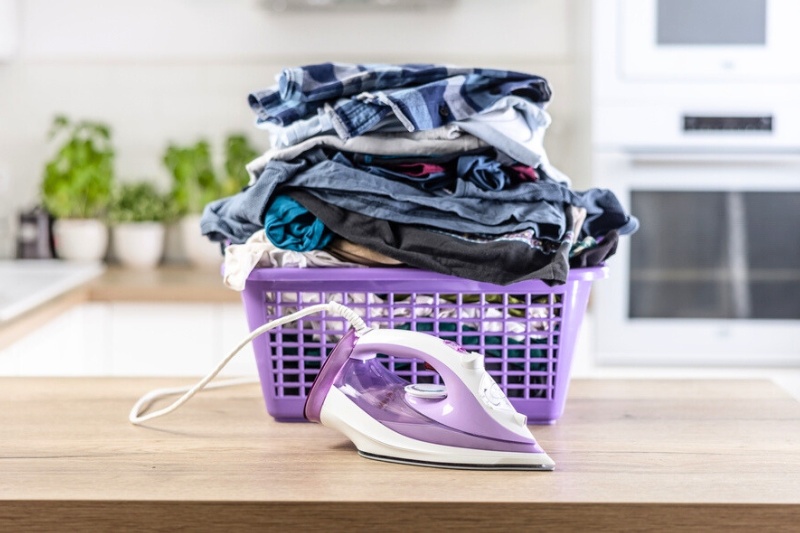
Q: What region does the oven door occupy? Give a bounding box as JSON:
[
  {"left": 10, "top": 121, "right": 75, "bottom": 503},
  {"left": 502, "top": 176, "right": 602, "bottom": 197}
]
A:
[
  {"left": 593, "top": 150, "right": 800, "bottom": 366},
  {"left": 619, "top": 0, "right": 800, "bottom": 82}
]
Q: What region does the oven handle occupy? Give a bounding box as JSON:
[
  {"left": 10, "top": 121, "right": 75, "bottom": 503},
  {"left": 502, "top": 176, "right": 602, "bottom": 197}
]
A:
[{"left": 625, "top": 151, "right": 800, "bottom": 165}]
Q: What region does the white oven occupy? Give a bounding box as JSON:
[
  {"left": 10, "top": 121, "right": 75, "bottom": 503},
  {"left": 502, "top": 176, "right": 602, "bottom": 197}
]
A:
[
  {"left": 618, "top": 0, "right": 800, "bottom": 82},
  {"left": 592, "top": 151, "right": 800, "bottom": 365},
  {"left": 591, "top": 0, "right": 800, "bottom": 366}
]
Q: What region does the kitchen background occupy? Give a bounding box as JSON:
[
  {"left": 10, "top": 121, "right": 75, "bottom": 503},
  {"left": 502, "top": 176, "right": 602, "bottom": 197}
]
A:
[
  {"left": 1, "top": 0, "right": 798, "bottom": 397},
  {"left": 0, "top": 0, "right": 589, "bottom": 260}
]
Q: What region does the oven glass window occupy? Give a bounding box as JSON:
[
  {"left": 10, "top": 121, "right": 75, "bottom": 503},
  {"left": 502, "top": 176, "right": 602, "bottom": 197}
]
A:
[
  {"left": 656, "top": 0, "right": 767, "bottom": 45},
  {"left": 629, "top": 191, "right": 800, "bottom": 319}
]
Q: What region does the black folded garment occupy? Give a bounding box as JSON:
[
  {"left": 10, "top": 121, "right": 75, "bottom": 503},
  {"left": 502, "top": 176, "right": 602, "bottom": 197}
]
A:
[{"left": 287, "top": 189, "right": 571, "bottom": 286}]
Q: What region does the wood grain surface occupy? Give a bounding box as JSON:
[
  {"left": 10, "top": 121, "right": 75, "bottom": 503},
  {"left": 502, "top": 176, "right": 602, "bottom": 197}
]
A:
[{"left": 1, "top": 378, "right": 799, "bottom": 530}]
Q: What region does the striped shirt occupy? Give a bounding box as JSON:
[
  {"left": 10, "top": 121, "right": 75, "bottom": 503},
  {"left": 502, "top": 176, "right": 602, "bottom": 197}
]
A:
[{"left": 248, "top": 63, "right": 551, "bottom": 140}]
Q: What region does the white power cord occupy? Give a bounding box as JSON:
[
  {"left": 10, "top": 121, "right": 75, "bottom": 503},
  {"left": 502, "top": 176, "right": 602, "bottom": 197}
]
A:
[{"left": 129, "top": 301, "right": 370, "bottom": 425}]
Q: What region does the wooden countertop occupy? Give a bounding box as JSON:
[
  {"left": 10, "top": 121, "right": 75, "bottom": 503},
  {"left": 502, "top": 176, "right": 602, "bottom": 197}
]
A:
[
  {"left": 2, "top": 378, "right": 798, "bottom": 530},
  {"left": 0, "top": 265, "right": 238, "bottom": 350},
  {"left": 88, "top": 265, "right": 238, "bottom": 303}
]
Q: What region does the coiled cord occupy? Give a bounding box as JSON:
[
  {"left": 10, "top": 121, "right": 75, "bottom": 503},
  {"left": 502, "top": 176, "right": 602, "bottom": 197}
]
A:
[{"left": 129, "top": 302, "right": 370, "bottom": 425}]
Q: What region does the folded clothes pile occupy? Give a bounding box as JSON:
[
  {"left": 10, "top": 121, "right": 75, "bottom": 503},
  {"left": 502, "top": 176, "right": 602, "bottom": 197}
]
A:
[{"left": 200, "top": 63, "right": 638, "bottom": 287}]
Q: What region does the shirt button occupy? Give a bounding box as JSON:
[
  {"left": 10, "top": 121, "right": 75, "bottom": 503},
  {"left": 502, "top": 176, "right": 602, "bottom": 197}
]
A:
[{"left": 438, "top": 105, "right": 450, "bottom": 117}]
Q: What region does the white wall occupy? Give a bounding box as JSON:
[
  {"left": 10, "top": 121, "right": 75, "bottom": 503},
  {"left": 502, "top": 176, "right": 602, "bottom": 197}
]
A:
[{"left": 0, "top": 0, "right": 589, "bottom": 259}]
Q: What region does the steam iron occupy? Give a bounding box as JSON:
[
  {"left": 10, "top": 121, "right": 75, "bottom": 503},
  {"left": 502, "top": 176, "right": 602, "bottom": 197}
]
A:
[{"left": 305, "top": 327, "right": 556, "bottom": 471}]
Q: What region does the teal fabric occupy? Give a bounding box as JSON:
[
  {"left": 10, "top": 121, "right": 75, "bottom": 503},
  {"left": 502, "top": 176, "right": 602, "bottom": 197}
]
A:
[{"left": 264, "top": 194, "right": 333, "bottom": 252}]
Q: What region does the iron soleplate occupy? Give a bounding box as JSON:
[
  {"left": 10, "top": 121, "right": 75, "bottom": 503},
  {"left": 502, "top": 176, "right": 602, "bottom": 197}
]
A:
[{"left": 358, "top": 451, "right": 555, "bottom": 471}]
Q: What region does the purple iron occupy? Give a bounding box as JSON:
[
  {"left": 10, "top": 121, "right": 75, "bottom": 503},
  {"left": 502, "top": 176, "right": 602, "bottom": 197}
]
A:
[
  {"left": 129, "top": 301, "right": 554, "bottom": 471},
  {"left": 305, "top": 326, "right": 555, "bottom": 471}
]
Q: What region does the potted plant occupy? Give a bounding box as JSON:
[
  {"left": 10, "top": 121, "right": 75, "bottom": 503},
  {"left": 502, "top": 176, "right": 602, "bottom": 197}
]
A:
[
  {"left": 164, "top": 133, "right": 260, "bottom": 268},
  {"left": 41, "top": 115, "right": 115, "bottom": 261},
  {"left": 220, "top": 134, "right": 261, "bottom": 197},
  {"left": 107, "top": 181, "right": 174, "bottom": 269}
]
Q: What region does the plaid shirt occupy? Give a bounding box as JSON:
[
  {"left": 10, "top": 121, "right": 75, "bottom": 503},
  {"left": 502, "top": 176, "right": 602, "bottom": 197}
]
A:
[{"left": 248, "top": 63, "right": 551, "bottom": 139}]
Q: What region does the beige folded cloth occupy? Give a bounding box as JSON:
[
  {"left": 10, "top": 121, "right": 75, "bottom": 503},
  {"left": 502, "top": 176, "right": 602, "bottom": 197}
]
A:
[{"left": 326, "top": 238, "right": 404, "bottom": 267}]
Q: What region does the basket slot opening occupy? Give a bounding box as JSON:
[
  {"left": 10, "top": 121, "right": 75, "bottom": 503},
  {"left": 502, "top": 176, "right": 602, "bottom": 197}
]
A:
[{"left": 249, "top": 277, "right": 589, "bottom": 418}]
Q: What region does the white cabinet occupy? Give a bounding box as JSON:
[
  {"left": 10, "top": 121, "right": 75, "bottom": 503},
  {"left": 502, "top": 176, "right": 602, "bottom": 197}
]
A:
[
  {"left": 0, "top": 302, "right": 259, "bottom": 377},
  {"left": 0, "top": 304, "right": 108, "bottom": 376},
  {"left": 108, "top": 303, "right": 218, "bottom": 376},
  {"left": 0, "top": 0, "right": 17, "bottom": 60},
  {"left": 219, "top": 303, "right": 257, "bottom": 376}
]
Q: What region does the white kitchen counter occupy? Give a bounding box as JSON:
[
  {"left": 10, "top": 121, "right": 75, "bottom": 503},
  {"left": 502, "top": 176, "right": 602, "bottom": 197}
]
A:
[{"left": 0, "top": 260, "right": 104, "bottom": 322}]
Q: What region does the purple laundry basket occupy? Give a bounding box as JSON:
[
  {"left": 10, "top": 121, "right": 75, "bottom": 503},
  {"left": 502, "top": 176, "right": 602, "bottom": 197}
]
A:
[{"left": 239, "top": 266, "right": 608, "bottom": 423}]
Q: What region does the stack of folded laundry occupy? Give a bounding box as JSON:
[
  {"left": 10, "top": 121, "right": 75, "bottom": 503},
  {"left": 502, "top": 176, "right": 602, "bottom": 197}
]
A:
[{"left": 200, "top": 63, "right": 638, "bottom": 289}]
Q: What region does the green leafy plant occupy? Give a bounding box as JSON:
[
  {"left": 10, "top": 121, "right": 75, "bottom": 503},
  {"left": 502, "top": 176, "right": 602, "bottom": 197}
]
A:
[
  {"left": 164, "top": 133, "right": 260, "bottom": 216},
  {"left": 41, "top": 115, "right": 115, "bottom": 219},
  {"left": 163, "top": 140, "right": 217, "bottom": 216},
  {"left": 221, "top": 134, "right": 260, "bottom": 197},
  {"left": 107, "top": 181, "right": 175, "bottom": 224}
]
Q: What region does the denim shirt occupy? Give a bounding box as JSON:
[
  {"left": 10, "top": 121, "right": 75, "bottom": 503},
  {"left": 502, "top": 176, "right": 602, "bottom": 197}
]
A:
[
  {"left": 248, "top": 63, "right": 552, "bottom": 139},
  {"left": 200, "top": 148, "right": 639, "bottom": 246}
]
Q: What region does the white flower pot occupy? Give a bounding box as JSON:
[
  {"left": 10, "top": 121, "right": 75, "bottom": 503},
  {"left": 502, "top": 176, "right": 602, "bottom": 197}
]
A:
[
  {"left": 112, "top": 222, "right": 165, "bottom": 269},
  {"left": 52, "top": 218, "right": 108, "bottom": 262},
  {"left": 180, "top": 214, "right": 223, "bottom": 269}
]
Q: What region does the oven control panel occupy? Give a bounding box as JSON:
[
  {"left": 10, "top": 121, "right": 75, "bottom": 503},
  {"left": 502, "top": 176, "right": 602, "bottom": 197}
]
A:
[{"left": 683, "top": 115, "right": 773, "bottom": 132}]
